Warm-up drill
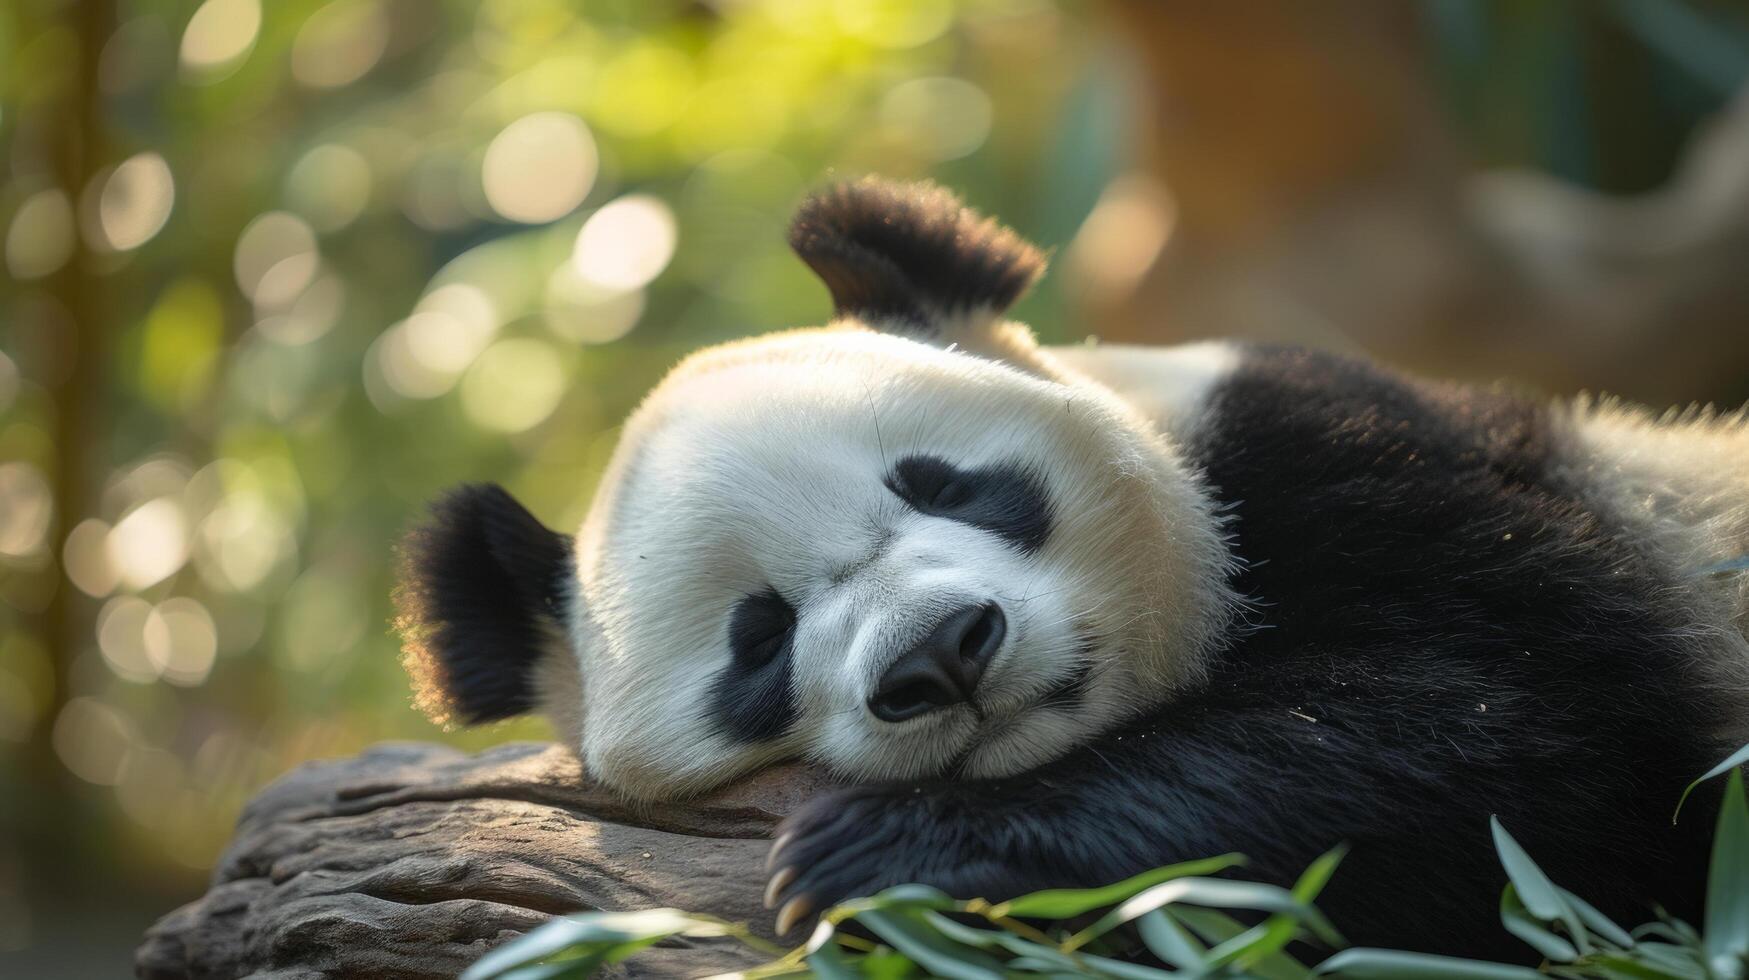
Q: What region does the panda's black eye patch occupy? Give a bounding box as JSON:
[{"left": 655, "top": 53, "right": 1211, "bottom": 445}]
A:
[
  {"left": 887, "top": 455, "right": 1053, "bottom": 553},
  {"left": 709, "top": 588, "right": 799, "bottom": 743},
  {"left": 727, "top": 588, "right": 796, "bottom": 668}
]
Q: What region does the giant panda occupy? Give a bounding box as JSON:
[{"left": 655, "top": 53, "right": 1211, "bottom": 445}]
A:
[{"left": 394, "top": 177, "right": 1749, "bottom": 959}]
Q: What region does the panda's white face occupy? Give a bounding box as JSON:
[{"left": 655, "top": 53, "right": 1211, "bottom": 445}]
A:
[{"left": 566, "top": 327, "right": 1237, "bottom": 800}]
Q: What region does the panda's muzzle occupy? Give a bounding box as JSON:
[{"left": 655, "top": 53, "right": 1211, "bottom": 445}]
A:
[{"left": 866, "top": 602, "right": 1005, "bottom": 722}]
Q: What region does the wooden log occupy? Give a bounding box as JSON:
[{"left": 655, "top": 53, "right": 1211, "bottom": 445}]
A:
[{"left": 134, "top": 742, "right": 828, "bottom": 979}]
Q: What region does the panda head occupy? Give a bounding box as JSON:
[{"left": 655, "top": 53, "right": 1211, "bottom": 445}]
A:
[{"left": 395, "top": 178, "right": 1239, "bottom": 800}]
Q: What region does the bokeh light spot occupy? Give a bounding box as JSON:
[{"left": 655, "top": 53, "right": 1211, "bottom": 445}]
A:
[
  {"left": 460, "top": 338, "right": 564, "bottom": 433},
  {"left": 881, "top": 76, "right": 993, "bottom": 161},
  {"left": 64, "top": 518, "right": 119, "bottom": 598},
  {"left": 234, "top": 212, "right": 319, "bottom": 308},
  {"left": 5, "top": 189, "right": 76, "bottom": 281},
  {"left": 52, "top": 697, "right": 140, "bottom": 786},
  {"left": 150, "top": 597, "right": 219, "bottom": 686},
  {"left": 108, "top": 497, "right": 189, "bottom": 590},
  {"left": 98, "top": 151, "right": 175, "bottom": 251},
  {"left": 572, "top": 195, "right": 677, "bottom": 291},
  {"left": 286, "top": 144, "right": 372, "bottom": 233},
  {"left": 482, "top": 112, "right": 598, "bottom": 224},
  {"left": 835, "top": 0, "right": 953, "bottom": 48},
  {"left": 98, "top": 595, "right": 158, "bottom": 683},
  {"left": 291, "top": 0, "right": 390, "bottom": 89},
  {"left": 256, "top": 272, "right": 346, "bottom": 347},
  {"left": 179, "top": 0, "right": 261, "bottom": 79},
  {"left": 545, "top": 264, "right": 645, "bottom": 345},
  {"left": 0, "top": 462, "right": 53, "bottom": 559},
  {"left": 194, "top": 486, "right": 296, "bottom": 594}
]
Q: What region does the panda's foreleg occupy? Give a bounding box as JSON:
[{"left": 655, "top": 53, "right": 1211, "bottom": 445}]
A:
[{"left": 762, "top": 711, "right": 1497, "bottom": 949}]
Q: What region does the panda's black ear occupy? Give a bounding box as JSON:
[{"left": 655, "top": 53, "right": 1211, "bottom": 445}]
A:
[
  {"left": 788, "top": 177, "right": 1046, "bottom": 335},
  {"left": 393, "top": 483, "right": 573, "bottom": 726}
]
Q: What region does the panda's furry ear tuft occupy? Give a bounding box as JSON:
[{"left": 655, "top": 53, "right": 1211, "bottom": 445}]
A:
[
  {"left": 394, "top": 483, "right": 573, "bottom": 726},
  {"left": 788, "top": 177, "right": 1046, "bottom": 332}
]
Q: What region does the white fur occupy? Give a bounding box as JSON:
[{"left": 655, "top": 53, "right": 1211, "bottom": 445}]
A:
[
  {"left": 1048, "top": 341, "right": 1242, "bottom": 441},
  {"left": 1553, "top": 398, "right": 1749, "bottom": 748},
  {"left": 563, "top": 325, "right": 1242, "bottom": 800}
]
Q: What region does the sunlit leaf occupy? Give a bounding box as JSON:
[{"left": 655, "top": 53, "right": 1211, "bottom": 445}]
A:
[
  {"left": 460, "top": 909, "right": 726, "bottom": 980},
  {"left": 993, "top": 854, "right": 1246, "bottom": 919}
]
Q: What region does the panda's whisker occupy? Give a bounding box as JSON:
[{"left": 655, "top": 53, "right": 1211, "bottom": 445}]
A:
[{"left": 862, "top": 381, "right": 888, "bottom": 471}]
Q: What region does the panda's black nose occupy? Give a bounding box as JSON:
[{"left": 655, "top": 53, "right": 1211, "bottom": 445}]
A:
[{"left": 868, "top": 603, "right": 1006, "bottom": 723}]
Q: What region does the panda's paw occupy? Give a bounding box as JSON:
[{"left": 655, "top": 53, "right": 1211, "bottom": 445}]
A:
[{"left": 763, "top": 784, "right": 948, "bottom": 936}]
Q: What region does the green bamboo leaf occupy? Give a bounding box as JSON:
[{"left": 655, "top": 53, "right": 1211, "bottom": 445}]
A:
[
  {"left": 856, "top": 909, "right": 1007, "bottom": 980},
  {"left": 493, "top": 960, "right": 601, "bottom": 980},
  {"left": 1500, "top": 884, "right": 1579, "bottom": 962},
  {"left": 1702, "top": 768, "right": 1749, "bottom": 977},
  {"left": 1293, "top": 846, "right": 1348, "bottom": 905},
  {"left": 1063, "top": 876, "right": 1320, "bottom": 950},
  {"left": 1199, "top": 919, "right": 1304, "bottom": 976},
  {"left": 1075, "top": 950, "right": 1182, "bottom": 979},
  {"left": 832, "top": 884, "right": 960, "bottom": 918},
  {"left": 1134, "top": 908, "right": 1204, "bottom": 969},
  {"left": 1006, "top": 955, "right": 1081, "bottom": 972},
  {"left": 859, "top": 948, "right": 922, "bottom": 980},
  {"left": 1673, "top": 742, "right": 1749, "bottom": 823},
  {"left": 919, "top": 911, "right": 1077, "bottom": 965},
  {"left": 1556, "top": 886, "right": 1635, "bottom": 950},
  {"left": 1582, "top": 952, "right": 1702, "bottom": 980},
  {"left": 803, "top": 935, "right": 860, "bottom": 980},
  {"left": 1490, "top": 818, "right": 1590, "bottom": 956},
  {"left": 1619, "top": 940, "right": 1708, "bottom": 978},
  {"left": 1166, "top": 907, "right": 1312, "bottom": 980},
  {"left": 1632, "top": 918, "right": 1701, "bottom": 946},
  {"left": 461, "top": 910, "right": 725, "bottom": 980},
  {"left": 1314, "top": 948, "right": 1544, "bottom": 978},
  {"left": 992, "top": 854, "right": 1246, "bottom": 919}
]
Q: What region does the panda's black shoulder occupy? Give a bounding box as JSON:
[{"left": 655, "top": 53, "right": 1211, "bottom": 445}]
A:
[{"left": 1189, "top": 344, "right": 1556, "bottom": 496}]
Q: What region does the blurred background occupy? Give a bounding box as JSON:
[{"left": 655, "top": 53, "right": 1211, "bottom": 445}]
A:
[{"left": 2, "top": 0, "right": 1747, "bottom": 972}]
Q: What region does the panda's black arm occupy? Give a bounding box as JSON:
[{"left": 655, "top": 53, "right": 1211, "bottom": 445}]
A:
[{"left": 765, "top": 704, "right": 1504, "bottom": 949}]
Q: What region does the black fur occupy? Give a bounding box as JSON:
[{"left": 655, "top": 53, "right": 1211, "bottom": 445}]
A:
[
  {"left": 395, "top": 483, "right": 573, "bottom": 725},
  {"left": 769, "top": 346, "right": 1729, "bottom": 959},
  {"left": 711, "top": 588, "right": 802, "bottom": 742},
  {"left": 886, "top": 455, "right": 1054, "bottom": 554},
  {"left": 788, "top": 177, "right": 1045, "bottom": 330}
]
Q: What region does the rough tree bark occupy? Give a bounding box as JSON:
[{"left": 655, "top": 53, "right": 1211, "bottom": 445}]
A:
[{"left": 134, "top": 742, "right": 828, "bottom": 980}]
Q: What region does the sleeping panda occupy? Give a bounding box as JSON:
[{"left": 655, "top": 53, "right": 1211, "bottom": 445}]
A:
[{"left": 394, "top": 177, "right": 1749, "bottom": 959}]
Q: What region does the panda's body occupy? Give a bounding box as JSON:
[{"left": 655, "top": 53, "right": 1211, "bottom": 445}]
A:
[{"left": 395, "top": 179, "right": 1748, "bottom": 958}]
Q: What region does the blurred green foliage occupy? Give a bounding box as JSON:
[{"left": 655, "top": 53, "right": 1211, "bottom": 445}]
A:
[{"left": 0, "top": 0, "right": 1109, "bottom": 951}]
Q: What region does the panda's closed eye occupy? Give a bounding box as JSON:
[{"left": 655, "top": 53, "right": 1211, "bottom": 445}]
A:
[
  {"left": 728, "top": 588, "right": 797, "bottom": 669},
  {"left": 886, "top": 455, "right": 1053, "bottom": 553},
  {"left": 710, "top": 588, "right": 800, "bottom": 743}
]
